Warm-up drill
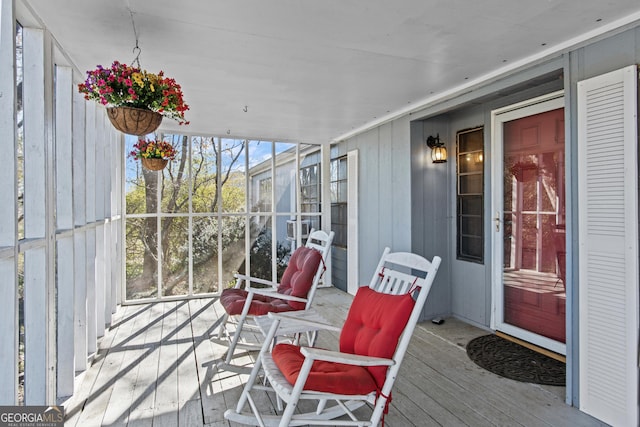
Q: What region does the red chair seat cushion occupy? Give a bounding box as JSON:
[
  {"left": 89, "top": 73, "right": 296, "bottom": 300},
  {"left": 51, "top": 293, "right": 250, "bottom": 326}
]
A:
[
  {"left": 220, "top": 288, "right": 296, "bottom": 316},
  {"left": 272, "top": 343, "right": 377, "bottom": 395}
]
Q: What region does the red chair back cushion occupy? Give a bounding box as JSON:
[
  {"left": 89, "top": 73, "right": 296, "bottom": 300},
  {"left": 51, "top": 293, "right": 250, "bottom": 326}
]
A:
[
  {"left": 271, "top": 286, "right": 415, "bottom": 395},
  {"left": 339, "top": 286, "right": 415, "bottom": 388},
  {"left": 277, "top": 246, "right": 323, "bottom": 310}
]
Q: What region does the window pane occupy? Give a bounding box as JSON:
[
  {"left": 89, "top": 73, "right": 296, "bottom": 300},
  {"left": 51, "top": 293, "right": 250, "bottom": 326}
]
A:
[
  {"left": 125, "top": 217, "right": 157, "bottom": 300},
  {"left": 461, "top": 215, "right": 482, "bottom": 236},
  {"left": 249, "top": 216, "right": 272, "bottom": 281},
  {"left": 522, "top": 178, "right": 537, "bottom": 211},
  {"left": 330, "top": 182, "right": 338, "bottom": 203},
  {"left": 161, "top": 217, "right": 189, "bottom": 297},
  {"left": 521, "top": 214, "right": 537, "bottom": 270},
  {"left": 221, "top": 138, "right": 247, "bottom": 213},
  {"left": 299, "top": 146, "right": 321, "bottom": 216},
  {"left": 460, "top": 195, "right": 482, "bottom": 216},
  {"left": 161, "top": 134, "right": 189, "bottom": 214},
  {"left": 192, "top": 136, "right": 217, "bottom": 213},
  {"left": 458, "top": 153, "right": 483, "bottom": 173},
  {"left": 221, "top": 216, "right": 246, "bottom": 288},
  {"left": 275, "top": 142, "right": 296, "bottom": 214},
  {"left": 125, "top": 135, "right": 159, "bottom": 215},
  {"left": 459, "top": 130, "right": 483, "bottom": 152},
  {"left": 459, "top": 174, "right": 482, "bottom": 194},
  {"left": 540, "top": 214, "right": 556, "bottom": 273},
  {"left": 540, "top": 152, "right": 557, "bottom": 212},
  {"left": 338, "top": 158, "right": 347, "bottom": 180},
  {"left": 249, "top": 141, "right": 272, "bottom": 213},
  {"left": 460, "top": 236, "right": 483, "bottom": 259},
  {"left": 193, "top": 216, "right": 218, "bottom": 294}
]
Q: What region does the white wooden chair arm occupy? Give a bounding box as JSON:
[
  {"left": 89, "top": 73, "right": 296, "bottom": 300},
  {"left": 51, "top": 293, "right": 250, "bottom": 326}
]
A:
[
  {"left": 233, "top": 273, "right": 278, "bottom": 290},
  {"left": 300, "top": 347, "right": 395, "bottom": 367},
  {"left": 268, "top": 311, "right": 341, "bottom": 333}
]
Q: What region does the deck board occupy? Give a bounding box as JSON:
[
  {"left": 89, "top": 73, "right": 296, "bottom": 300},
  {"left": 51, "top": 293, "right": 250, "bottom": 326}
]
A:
[{"left": 64, "top": 287, "right": 606, "bottom": 427}]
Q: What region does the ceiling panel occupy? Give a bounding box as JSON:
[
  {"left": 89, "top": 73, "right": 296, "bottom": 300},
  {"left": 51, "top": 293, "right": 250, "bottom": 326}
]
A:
[{"left": 21, "top": 0, "right": 640, "bottom": 143}]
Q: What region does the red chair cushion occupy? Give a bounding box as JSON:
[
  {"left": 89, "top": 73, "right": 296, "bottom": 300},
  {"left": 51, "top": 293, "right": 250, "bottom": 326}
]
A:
[
  {"left": 220, "top": 289, "right": 296, "bottom": 316},
  {"left": 220, "top": 246, "right": 323, "bottom": 315},
  {"left": 339, "top": 286, "right": 415, "bottom": 388},
  {"left": 277, "top": 246, "right": 323, "bottom": 310},
  {"left": 271, "top": 286, "right": 415, "bottom": 395},
  {"left": 272, "top": 343, "right": 377, "bottom": 395}
]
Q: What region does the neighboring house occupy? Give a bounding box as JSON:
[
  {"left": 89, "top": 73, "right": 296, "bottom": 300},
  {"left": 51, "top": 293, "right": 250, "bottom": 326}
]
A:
[{"left": 332, "top": 24, "right": 640, "bottom": 427}]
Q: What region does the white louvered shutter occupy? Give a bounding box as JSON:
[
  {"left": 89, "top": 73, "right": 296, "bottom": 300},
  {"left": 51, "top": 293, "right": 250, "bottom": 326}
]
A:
[{"left": 577, "top": 65, "right": 638, "bottom": 427}]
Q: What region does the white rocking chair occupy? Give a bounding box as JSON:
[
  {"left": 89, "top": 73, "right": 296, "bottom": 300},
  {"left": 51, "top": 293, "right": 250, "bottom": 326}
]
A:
[
  {"left": 214, "top": 229, "right": 334, "bottom": 369},
  {"left": 224, "top": 247, "right": 441, "bottom": 426}
]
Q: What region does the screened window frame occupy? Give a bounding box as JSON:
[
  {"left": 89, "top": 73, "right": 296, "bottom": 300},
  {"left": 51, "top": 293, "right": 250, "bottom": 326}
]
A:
[
  {"left": 456, "top": 127, "right": 484, "bottom": 263},
  {"left": 330, "top": 155, "right": 348, "bottom": 248}
]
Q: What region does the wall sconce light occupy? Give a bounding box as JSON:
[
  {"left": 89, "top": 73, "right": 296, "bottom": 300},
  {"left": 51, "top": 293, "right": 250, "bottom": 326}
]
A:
[{"left": 426, "top": 134, "right": 447, "bottom": 163}]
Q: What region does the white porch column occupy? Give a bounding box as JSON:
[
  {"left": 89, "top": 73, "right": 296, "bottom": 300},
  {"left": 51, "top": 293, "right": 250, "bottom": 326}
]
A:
[
  {"left": 0, "top": 0, "right": 18, "bottom": 405},
  {"left": 54, "top": 65, "right": 75, "bottom": 399}
]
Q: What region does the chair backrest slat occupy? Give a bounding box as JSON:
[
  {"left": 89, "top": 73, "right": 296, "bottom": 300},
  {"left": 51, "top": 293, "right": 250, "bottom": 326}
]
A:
[{"left": 302, "top": 229, "right": 334, "bottom": 309}]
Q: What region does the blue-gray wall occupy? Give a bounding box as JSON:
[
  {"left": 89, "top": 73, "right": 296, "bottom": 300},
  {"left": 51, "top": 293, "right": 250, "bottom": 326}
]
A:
[
  {"left": 334, "top": 23, "right": 640, "bottom": 336},
  {"left": 336, "top": 119, "right": 416, "bottom": 298}
]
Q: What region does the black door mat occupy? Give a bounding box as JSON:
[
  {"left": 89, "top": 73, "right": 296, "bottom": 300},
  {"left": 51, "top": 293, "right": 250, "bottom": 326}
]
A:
[{"left": 466, "top": 334, "right": 565, "bottom": 386}]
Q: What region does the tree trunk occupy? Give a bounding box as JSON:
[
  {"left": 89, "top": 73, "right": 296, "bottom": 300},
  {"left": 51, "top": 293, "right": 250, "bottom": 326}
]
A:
[{"left": 141, "top": 166, "right": 159, "bottom": 288}]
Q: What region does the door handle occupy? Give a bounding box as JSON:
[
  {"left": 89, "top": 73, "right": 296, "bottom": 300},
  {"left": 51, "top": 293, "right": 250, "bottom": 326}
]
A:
[{"left": 494, "top": 212, "right": 501, "bottom": 232}]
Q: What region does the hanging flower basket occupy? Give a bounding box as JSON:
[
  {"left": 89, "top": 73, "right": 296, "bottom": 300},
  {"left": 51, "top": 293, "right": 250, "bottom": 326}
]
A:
[
  {"left": 130, "top": 138, "right": 176, "bottom": 171},
  {"left": 107, "top": 106, "right": 163, "bottom": 135},
  {"left": 78, "top": 60, "right": 189, "bottom": 134},
  {"left": 141, "top": 157, "right": 168, "bottom": 171}
]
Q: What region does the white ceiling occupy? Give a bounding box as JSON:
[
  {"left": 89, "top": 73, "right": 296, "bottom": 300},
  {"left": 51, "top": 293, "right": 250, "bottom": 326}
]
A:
[{"left": 21, "top": 0, "right": 640, "bottom": 144}]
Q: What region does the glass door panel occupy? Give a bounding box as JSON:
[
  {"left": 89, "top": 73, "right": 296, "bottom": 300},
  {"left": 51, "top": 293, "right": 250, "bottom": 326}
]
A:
[{"left": 502, "top": 107, "right": 566, "bottom": 344}]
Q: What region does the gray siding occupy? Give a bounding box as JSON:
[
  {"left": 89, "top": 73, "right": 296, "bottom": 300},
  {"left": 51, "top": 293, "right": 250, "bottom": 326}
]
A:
[
  {"left": 333, "top": 24, "right": 640, "bottom": 333},
  {"left": 337, "top": 119, "right": 413, "bottom": 292},
  {"left": 331, "top": 247, "right": 347, "bottom": 292}
]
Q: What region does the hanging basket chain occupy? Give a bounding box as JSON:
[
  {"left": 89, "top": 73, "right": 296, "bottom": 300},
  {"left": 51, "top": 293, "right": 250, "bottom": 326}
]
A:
[{"left": 129, "top": 9, "right": 142, "bottom": 69}]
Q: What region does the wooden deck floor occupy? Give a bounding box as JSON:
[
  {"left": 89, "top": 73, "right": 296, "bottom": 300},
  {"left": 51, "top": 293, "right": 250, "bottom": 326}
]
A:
[{"left": 63, "top": 287, "right": 606, "bottom": 427}]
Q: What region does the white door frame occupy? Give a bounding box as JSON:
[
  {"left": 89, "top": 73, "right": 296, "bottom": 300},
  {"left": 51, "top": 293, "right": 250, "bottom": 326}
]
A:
[
  {"left": 490, "top": 90, "right": 566, "bottom": 355},
  {"left": 347, "top": 149, "right": 359, "bottom": 295}
]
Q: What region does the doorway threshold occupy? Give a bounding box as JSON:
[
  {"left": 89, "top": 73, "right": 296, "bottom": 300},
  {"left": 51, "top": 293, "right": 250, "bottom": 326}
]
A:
[{"left": 496, "top": 331, "right": 566, "bottom": 363}]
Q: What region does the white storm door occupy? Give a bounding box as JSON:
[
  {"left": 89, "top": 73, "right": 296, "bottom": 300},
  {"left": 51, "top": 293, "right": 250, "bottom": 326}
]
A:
[{"left": 491, "top": 92, "right": 566, "bottom": 355}]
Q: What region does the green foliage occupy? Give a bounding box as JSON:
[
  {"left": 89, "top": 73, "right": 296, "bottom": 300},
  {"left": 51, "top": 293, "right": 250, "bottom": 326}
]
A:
[{"left": 249, "top": 227, "right": 290, "bottom": 281}]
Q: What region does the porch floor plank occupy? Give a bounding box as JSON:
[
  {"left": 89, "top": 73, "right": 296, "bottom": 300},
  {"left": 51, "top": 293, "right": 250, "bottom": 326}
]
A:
[{"left": 64, "top": 287, "right": 607, "bottom": 427}]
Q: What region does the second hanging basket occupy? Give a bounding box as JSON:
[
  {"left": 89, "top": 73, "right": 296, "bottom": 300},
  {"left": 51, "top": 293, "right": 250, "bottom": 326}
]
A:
[{"left": 141, "top": 158, "right": 168, "bottom": 171}]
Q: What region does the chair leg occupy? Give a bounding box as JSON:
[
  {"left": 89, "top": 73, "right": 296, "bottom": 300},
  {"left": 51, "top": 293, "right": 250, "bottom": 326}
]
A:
[
  {"left": 225, "top": 314, "right": 247, "bottom": 364},
  {"left": 278, "top": 357, "right": 315, "bottom": 427},
  {"left": 235, "top": 346, "right": 265, "bottom": 413},
  {"left": 216, "top": 313, "right": 229, "bottom": 340},
  {"left": 225, "top": 292, "right": 255, "bottom": 365},
  {"left": 235, "top": 316, "right": 283, "bottom": 416}
]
